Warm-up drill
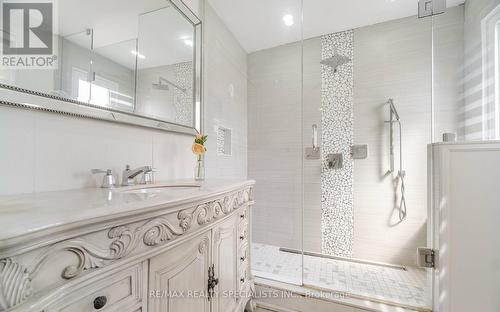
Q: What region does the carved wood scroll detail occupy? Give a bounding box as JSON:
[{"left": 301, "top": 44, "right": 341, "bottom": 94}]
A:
[
  {"left": 198, "top": 236, "right": 210, "bottom": 254},
  {"left": 177, "top": 188, "right": 251, "bottom": 232},
  {"left": 0, "top": 259, "right": 32, "bottom": 310},
  {"left": 0, "top": 187, "right": 252, "bottom": 310}
]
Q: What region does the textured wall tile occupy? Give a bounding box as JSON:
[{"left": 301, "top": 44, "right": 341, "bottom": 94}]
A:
[{"left": 321, "top": 31, "right": 354, "bottom": 257}]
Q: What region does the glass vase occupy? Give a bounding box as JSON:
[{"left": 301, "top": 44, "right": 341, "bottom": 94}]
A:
[{"left": 194, "top": 154, "right": 205, "bottom": 181}]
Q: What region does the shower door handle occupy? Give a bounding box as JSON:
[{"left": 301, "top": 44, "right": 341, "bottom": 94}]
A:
[
  {"left": 305, "top": 124, "right": 320, "bottom": 160},
  {"left": 312, "top": 124, "right": 318, "bottom": 151}
]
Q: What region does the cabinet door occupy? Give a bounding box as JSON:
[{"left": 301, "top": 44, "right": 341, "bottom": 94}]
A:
[
  {"left": 148, "top": 232, "right": 211, "bottom": 312},
  {"left": 212, "top": 215, "right": 238, "bottom": 312}
]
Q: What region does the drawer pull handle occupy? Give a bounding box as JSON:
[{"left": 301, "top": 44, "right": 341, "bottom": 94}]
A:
[
  {"left": 93, "top": 296, "right": 107, "bottom": 310},
  {"left": 239, "top": 235, "right": 245, "bottom": 240},
  {"left": 240, "top": 256, "right": 245, "bottom": 261}
]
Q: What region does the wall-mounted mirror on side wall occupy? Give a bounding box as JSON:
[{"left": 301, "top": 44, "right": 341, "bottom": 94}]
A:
[{"left": 0, "top": 0, "right": 202, "bottom": 135}]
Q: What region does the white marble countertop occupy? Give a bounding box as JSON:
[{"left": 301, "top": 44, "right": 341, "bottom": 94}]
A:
[{"left": 0, "top": 179, "right": 255, "bottom": 249}]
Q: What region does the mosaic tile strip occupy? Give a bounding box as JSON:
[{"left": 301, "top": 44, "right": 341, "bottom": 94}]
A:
[
  {"left": 321, "top": 31, "right": 354, "bottom": 257},
  {"left": 172, "top": 61, "right": 193, "bottom": 126}
]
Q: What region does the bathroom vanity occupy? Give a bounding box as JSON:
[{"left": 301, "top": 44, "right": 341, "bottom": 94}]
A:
[{"left": 0, "top": 180, "right": 255, "bottom": 312}]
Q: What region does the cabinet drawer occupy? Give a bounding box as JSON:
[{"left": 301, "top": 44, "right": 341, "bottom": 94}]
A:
[
  {"left": 238, "top": 242, "right": 250, "bottom": 291},
  {"left": 238, "top": 222, "right": 248, "bottom": 246},
  {"left": 238, "top": 244, "right": 249, "bottom": 264},
  {"left": 238, "top": 261, "right": 250, "bottom": 290},
  {"left": 48, "top": 263, "right": 143, "bottom": 312},
  {"left": 238, "top": 207, "right": 249, "bottom": 223},
  {"left": 238, "top": 243, "right": 249, "bottom": 266}
]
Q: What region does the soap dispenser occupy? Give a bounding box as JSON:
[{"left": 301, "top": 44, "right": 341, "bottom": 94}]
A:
[{"left": 91, "top": 169, "right": 117, "bottom": 189}]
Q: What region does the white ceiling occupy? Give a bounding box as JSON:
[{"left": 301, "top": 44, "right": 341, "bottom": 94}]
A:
[{"left": 208, "top": 0, "right": 465, "bottom": 53}]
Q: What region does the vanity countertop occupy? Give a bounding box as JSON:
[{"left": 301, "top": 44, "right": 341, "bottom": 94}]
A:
[{"left": 0, "top": 179, "right": 255, "bottom": 250}]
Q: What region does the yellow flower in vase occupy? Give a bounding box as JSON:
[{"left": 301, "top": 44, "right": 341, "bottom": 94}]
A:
[
  {"left": 192, "top": 143, "right": 206, "bottom": 155},
  {"left": 193, "top": 134, "right": 207, "bottom": 180}
]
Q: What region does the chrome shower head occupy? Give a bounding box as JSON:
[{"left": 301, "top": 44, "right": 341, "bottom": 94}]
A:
[
  {"left": 152, "top": 82, "right": 169, "bottom": 91},
  {"left": 320, "top": 52, "right": 351, "bottom": 73},
  {"left": 152, "top": 77, "right": 187, "bottom": 94}
]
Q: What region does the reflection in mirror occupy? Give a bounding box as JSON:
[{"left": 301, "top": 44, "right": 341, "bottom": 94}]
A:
[
  {"left": 91, "top": 39, "right": 137, "bottom": 111},
  {"left": 0, "top": 31, "right": 64, "bottom": 96},
  {"left": 0, "top": 0, "right": 201, "bottom": 134},
  {"left": 136, "top": 5, "right": 195, "bottom": 127},
  {"left": 59, "top": 30, "right": 92, "bottom": 101}
]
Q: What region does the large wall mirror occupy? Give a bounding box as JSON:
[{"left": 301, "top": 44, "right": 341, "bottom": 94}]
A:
[{"left": 0, "top": 0, "right": 202, "bottom": 135}]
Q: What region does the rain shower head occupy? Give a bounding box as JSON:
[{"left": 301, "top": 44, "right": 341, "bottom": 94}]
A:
[
  {"left": 152, "top": 77, "right": 187, "bottom": 93},
  {"left": 152, "top": 82, "right": 169, "bottom": 91},
  {"left": 320, "top": 52, "right": 351, "bottom": 73}
]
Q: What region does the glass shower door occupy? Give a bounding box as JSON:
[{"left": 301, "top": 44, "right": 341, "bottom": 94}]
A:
[
  {"left": 301, "top": 2, "right": 435, "bottom": 310},
  {"left": 246, "top": 0, "right": 304, "bottom": 286}
]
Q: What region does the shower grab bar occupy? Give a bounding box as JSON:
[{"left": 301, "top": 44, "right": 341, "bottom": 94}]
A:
[{"left": 312, "top": 124, "right": 318, "bottom": 151}]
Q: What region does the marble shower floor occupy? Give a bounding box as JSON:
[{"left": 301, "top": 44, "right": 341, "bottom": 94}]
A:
[{"left": 251, "top": 243, "right": 430, "bottom": 310}]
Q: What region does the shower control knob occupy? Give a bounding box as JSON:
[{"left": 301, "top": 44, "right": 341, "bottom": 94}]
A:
[{"left": 327, "top": 153, "right": 343, "bottom": 169}]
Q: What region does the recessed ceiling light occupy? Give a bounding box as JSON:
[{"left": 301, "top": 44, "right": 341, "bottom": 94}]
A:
[
  {"left": 283, "top": 14, "right": 294, "bottom": 27},
  {"left": 131, "top": 50, "right": 146, "bottom": 59},
  {"left": 184, "top": 39, "right": 193, "bottom": 47}
]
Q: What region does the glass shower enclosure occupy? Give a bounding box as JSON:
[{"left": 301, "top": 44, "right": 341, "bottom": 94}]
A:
[
  {"left": 249, "top": 0, "right": 500, "bottom": 310},
  {"left": 247, "top": 0, "right": 305, "bottom": 287},
  {"left": 248, "top": 0, "right": 437, "bottom": 310}
]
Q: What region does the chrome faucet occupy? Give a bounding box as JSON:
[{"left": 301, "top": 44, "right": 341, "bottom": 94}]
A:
[{"left": 122, "top": 165, "right": 154, "bottom": 186}]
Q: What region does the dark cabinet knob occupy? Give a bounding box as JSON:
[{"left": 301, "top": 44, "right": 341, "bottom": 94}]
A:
[
  {"left": 240, "top": 278, "right": 245, "bottom": 283},
  {"left": 239, "top": 235, "right": 245, "bottom": 240},
  {"left": 93, "top": 296, "right": 107, "bottom": 310},
  {"left": 240, "top": 214, "right": 245, "bottom": 219}
]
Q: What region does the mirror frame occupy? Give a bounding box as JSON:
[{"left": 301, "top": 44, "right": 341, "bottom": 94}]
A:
[{"left": 0, "top": 0, "right": 202, "bottom": 136}]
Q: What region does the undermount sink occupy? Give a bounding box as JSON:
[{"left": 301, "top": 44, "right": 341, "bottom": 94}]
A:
[{"left": 116, "top": 184, "right": 201, "bottom": 194}]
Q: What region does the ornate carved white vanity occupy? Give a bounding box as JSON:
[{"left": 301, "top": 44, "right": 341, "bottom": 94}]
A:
[{"left": 0, "top": 180, "right": 255, "bottom": 312}]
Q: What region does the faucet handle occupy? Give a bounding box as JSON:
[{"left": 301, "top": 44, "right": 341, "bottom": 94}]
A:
[
  {"left": 142, "top": 167, "right": 157, "bottom": 185},
  {"left": 91, "top": 169, "right": 116, "bottom": 189},
  {"left": 91, "top": 169, "right": 112, "bottom": 175}
]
